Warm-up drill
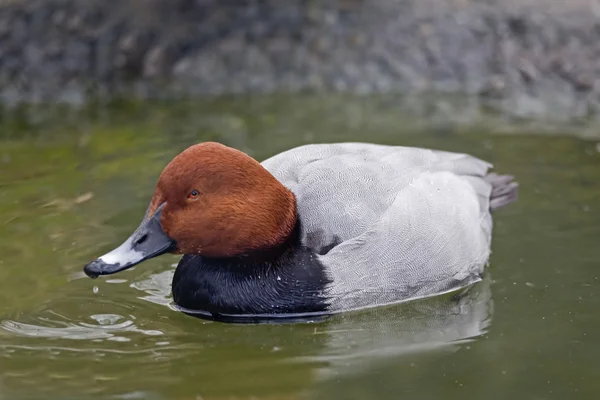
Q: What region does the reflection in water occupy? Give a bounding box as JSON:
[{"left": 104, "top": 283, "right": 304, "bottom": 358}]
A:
[
  {"left": 0, "top": 267, "right": 492, "bottom": 399},
  {"left": 302, "top": 277, "right": 492, "bottom": 380},
  {"left": 129, "top": 268, "right": 493, "bottom": 380},
  {"left": 130, "top": 268, "right": 176, "bottom": 307},
  {"left": 0, "top": 313, "right": 163, "bottom": 342}
]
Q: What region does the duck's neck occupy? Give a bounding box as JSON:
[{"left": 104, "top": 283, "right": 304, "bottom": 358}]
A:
[{"left": 171, "top": 222, "right": 332, "bottom": 320}]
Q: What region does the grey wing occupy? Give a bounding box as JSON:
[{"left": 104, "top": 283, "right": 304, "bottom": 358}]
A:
[
  {"left": 263, "top": 143, "right": 492, "bottom": 243},
  {"left": 262, "top": 143, "right": 494, "bottom": 310},
  {"left": 320, "top": 171, "right": 492, "bottom": 311}
]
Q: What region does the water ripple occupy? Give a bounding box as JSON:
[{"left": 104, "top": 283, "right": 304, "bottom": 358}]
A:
[
  {"left": 130, "top": 269, "right": 174, "bottom": 306},
  {"left": 0, "top": 313, "right": 163, "bottom": 341}
]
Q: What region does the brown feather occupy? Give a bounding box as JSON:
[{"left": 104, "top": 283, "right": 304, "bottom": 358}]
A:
[{"left": 149, "top": 142, "right": 297, "bottom": 258}]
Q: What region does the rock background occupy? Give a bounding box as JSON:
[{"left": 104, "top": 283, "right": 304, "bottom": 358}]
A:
[{"left": 2, "top": 0, "right": 600, "bottom": 121}]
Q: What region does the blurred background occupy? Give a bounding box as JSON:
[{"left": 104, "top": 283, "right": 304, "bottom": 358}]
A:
[{"left": 0, "top": 1, "right": 599, "bottom": 399}]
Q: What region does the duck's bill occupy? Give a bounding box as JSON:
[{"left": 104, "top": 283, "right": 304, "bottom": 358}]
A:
[{"left": 83, "top": 205, "right": 175, "bottom": 278}]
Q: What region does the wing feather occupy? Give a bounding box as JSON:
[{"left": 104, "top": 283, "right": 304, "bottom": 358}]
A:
[{"left": 261, "top": 143, "right": 494, "bottom": 310}]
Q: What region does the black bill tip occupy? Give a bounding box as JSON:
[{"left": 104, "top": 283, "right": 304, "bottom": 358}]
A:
[{"left": 83, "top": 259, "right": 132, "bottom": 278}]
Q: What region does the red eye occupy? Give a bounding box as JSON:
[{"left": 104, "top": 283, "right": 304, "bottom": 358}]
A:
[{"left": 187, "top": 190, "right": 200, "bottom": 200}]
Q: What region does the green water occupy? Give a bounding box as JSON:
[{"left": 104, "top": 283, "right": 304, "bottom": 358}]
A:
[{"left": 0, "top": 95, "right": 599, "bottom": 399}]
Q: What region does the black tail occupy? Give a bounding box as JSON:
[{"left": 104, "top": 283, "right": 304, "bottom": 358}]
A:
[{"left": 485, "top": 173, "right": 519, "bottom": 211}]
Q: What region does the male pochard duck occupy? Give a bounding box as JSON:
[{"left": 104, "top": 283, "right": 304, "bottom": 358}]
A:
[{"left": 84, "top": 142, "right": 518, "bottom": 320}]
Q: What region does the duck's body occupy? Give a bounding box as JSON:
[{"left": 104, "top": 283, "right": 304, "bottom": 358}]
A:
[{"left": 84, "top": 142, "right": 517, "bottom": 320}]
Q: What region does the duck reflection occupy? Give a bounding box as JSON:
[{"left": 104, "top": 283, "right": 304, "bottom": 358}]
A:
[
  {"left": 0, "top": 270, "right": 492, "bottom": 398},
  {"left": 131, "top": 269, "right": 493, "bottom": 380},
  {"left": 292, "top": 277, "right": 492, "bottom": 380}
]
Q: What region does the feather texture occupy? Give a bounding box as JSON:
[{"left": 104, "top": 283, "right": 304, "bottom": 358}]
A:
[{"left": 262, "top": 143, "right": 498, "bottom": 311}]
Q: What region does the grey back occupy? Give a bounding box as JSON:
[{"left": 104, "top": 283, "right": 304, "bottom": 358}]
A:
[{"left": 262, "top": 143, "right": 494, "bottom": 311}]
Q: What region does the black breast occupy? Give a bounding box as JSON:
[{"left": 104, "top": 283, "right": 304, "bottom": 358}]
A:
[{"left": 171, "top": 245, "right": 332, "bottom": 320}]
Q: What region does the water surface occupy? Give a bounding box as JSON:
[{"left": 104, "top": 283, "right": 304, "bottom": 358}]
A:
[{"left": 0, "top": 95, "right": 599, "bottom": 399}]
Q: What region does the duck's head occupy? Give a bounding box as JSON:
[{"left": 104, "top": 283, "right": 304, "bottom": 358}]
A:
[{"left": 83, "top": 142, "right": 297, "bottom": 278}]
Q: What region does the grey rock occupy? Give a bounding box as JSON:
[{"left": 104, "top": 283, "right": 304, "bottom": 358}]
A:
[{"left": 0, "top": 0, "right": 599, "bottom": 122}]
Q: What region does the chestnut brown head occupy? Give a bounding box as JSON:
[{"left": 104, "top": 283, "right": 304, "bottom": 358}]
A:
[{"left": 84, "top": 142, "right": 297, "bottom": 277}]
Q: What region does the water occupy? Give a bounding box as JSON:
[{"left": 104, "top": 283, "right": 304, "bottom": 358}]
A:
[{"left": 0, "top": 95, "right": 599, "bottom": 399}]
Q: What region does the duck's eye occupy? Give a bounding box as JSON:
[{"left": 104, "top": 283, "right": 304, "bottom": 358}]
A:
[{"left": 187, "top": 190, "right": 200, "bottom": 200}]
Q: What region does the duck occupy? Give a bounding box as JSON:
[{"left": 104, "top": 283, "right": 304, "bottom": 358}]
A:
[{"left": 83, "top": 142, "right": 518, "bottom": 320}]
